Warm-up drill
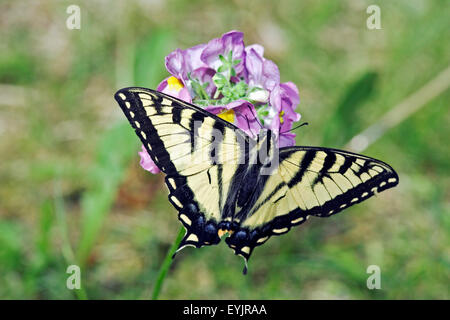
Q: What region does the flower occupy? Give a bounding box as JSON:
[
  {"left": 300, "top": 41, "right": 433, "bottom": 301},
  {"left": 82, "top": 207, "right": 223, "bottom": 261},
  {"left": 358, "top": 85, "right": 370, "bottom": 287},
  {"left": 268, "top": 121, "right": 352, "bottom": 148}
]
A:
[
  {"left": 204, "top": 100, "right": 261, "bottom": 139},
  {"left": 139, "top": 30, "right": 301, "bottom": 173},
  {"left": 267, "top": 82, "right": 301, "bottom": 146},
  {"left": 138, "top": 144, "right": 160, "bottom": 174},
  {"left": 201, "top": 31, "right": 246, "bottom": 77}
]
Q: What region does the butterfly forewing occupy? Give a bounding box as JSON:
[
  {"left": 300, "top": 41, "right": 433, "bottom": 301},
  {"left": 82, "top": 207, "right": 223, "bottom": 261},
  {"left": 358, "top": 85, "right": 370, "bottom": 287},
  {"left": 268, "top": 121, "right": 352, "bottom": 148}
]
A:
[{"left": 115, "top": 87, "right": 248, "bottom": 251}]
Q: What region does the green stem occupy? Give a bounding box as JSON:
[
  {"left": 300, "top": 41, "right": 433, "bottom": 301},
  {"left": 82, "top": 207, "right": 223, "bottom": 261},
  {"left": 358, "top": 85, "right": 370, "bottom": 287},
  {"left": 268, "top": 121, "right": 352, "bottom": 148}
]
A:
[
  {"left": 54, "top": 180, "right": 89, "bottom": 300},
  {"left": 151, "top": 226, "right": 185, "bottom": 300}
]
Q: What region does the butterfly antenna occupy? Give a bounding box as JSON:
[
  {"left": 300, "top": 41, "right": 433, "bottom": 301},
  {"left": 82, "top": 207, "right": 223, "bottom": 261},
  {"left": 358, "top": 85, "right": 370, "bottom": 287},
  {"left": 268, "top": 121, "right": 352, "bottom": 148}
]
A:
[
  {"left": 246, "top": 104, "right": 263, "bottom": 130},
  {"left": 280, "top": 122, "right": 309, "bottom": 134},
  {"left": 234, "top": 109, "right": 258, "bottom": 138}
]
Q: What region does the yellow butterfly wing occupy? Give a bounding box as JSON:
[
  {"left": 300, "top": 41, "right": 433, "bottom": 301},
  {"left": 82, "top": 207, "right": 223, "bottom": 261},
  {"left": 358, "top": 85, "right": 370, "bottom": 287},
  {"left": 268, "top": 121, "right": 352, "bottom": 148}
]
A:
[{"left": 115, "top": 87, "right": 248, "bottom": 251}]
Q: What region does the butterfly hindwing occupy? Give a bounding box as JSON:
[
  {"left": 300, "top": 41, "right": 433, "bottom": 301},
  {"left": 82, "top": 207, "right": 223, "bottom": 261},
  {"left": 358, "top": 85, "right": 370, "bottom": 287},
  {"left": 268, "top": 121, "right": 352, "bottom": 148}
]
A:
[
  {"left": 115, "top": 87, "right": 248, "bottom": 251},
  {"left": 225, "top": 146, "right": 399, "bottom": 264}
]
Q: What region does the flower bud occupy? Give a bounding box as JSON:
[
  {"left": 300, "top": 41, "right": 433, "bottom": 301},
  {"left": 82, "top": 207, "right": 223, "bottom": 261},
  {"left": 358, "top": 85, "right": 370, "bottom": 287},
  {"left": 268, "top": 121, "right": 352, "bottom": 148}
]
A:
[{"left": 248, "top": 89, "right": 269, "bottom": 103}]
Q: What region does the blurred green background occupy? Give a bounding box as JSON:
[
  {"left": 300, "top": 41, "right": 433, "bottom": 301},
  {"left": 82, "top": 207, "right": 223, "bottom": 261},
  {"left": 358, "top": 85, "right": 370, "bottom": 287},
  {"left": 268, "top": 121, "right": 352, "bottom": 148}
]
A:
[{"left": 0, "top": 0, "right": 449, "bottom": 299}]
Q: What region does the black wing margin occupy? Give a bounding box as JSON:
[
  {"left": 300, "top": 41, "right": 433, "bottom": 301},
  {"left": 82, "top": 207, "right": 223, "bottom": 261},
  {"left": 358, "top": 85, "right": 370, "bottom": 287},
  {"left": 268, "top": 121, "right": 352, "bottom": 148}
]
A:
[
  {"left": 114, "top": 87, "right": 248, "bottom": 253},
  {"left": 225, "top": 146, "right": 399, "bottom": 269}
]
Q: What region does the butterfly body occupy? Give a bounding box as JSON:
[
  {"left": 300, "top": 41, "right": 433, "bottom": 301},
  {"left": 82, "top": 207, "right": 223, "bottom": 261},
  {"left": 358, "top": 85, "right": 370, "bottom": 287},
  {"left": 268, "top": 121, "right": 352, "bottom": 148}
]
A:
[{"left": 115, "top": 87, "right": 399, "bottom": 274}]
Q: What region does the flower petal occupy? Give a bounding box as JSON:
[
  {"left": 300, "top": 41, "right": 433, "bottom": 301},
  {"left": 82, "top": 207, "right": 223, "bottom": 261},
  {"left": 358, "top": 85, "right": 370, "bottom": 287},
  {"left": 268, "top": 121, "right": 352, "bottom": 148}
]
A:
[
  {"left": 245, "top": 44, "right": 265, "bottom": 57},
  {"left": 278, "top": 131, "right": 297, "bottom": 147},
  {"left": 262, "top": 59, "right": 280, "bottom": 90},
  {"left": 139, "top": 145, "right": 161, "bottom": 174},
  {"left": 245, "top": 48, "right": 264, "bottom": 87},
  {"left": 204, "top": 100, "right": 260, "bottom": 138},
  {"left": 201, "top": 30, "right": 246, "bottom": 75},
  {"left": 229, "top": 100, "right": 261, "bottom": 138},
  {"left": 191, "top": 67, "right": 217, "bottom": 97},
  {"left": 280, "top": 81, "right": 300, "bottom": 106},
  {"left": 204, "top": 105, "right": 224, "bottom": 115},
  {"left": 165, "top": 49, "right": 186, "bottom": 80},
  {"left": 157, "top": 77, "right": 192, "bottom": 103},
  {"left": 185, "top": 44, "right": 207, "bottom": 71}
]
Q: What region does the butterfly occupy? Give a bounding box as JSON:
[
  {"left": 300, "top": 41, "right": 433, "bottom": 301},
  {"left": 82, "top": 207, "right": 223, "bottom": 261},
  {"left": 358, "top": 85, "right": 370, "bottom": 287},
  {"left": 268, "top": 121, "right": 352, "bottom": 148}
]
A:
[{"left": 115, "top": 87, "right": 399, "bottom": 274}]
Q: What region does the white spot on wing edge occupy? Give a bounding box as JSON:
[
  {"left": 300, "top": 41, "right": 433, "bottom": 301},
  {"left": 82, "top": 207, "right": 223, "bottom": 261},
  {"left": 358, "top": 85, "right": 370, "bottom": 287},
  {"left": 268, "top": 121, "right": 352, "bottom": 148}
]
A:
[
  {"left": 179, "top": 214, "right": 191, "bottom": 226},
  {"left": 256, "top": 236, "right": 269, "bottom": 244},
  {"left": 372, "top": 166, "right": 384, "bottom": 173},
  {"left": 186, "top": 233, "right": 198, "bottom": 242},
  {"left": 272, "top": 227, "right": 288, "bottom": 234},
  {"left": 170, "top": 195, "right": 183, "bottom": 208},
  {"left": 168, "top": 178, "right": 176, "bottom": 189},
  {"left": 388, "top": 178, "right": 397, "bottom": 183},
  {"left": 241, "top": 246, "right": 250, "bottom": 254},
  {"left": 291, "top": 217, "right": 304, "bottom": 224},
  {"left": 118, "top": 93, "right": 126, "bottom": 100}
]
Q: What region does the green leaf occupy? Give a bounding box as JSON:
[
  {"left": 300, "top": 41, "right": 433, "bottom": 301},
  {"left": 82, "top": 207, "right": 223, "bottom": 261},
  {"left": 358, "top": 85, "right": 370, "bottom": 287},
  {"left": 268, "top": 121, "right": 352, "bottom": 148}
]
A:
[
  {"left": 36, "top": 199, "right": 55, "bottom": 265},
  {"left": 217, "top": 65, "right": 227, "bottom": 73},
  {"left": 228, "top": 50, "right": 233, "bottom": 61},
  {"left": 218, "top": 54, "right": 227, "bottom": 64},
  {"left": 212, "top": 73, "right": 228, "bottom": 88}
]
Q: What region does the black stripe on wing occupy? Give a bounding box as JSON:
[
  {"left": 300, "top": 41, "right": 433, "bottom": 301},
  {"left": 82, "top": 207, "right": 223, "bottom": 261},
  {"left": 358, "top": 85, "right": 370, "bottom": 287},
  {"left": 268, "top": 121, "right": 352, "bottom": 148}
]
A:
[
  {"left": 224, "top": 146, "right": 398, "bottom": 270},
  {"left": 114, "top": 87, "right": 250, "bottom": 253},
  {"left": 279, "top": 146, "right": 399, "bottom": 217},
  {"left": 114, "top": 88, "right": 249, "bottom": 172}
]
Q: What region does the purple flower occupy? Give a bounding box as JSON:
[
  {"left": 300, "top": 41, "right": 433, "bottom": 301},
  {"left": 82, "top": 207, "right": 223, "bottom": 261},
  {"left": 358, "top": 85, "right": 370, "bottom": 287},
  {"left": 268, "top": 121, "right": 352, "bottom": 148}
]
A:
[
  {"left": 157, "top": 76, "right": 192, "bottom": 103},
  {"left": 200, "top": 31, "right": 246, "bottom": 76},
  {"left": 165, "top": 44, "right": 208, "bottom": 81},
  {"left": 245, "top": 44, "right": 280, "bottom": 90},
  {"left": 139, "top": 144, "right": 160, "bottom": 174},
  {"left": 140, "top": 30, "right": 301, "bottom": 174},
  {"left": 268, "top": 82, "right": 301, "bottom": 146},
  {"left": 205, "top": 100, "right": 261, "bottom": 139}
]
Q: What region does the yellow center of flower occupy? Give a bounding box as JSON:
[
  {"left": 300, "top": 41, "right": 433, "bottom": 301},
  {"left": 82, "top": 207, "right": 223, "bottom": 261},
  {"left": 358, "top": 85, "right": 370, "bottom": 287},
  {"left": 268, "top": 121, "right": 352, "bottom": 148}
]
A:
[
  {"left": 167, "top": 76, "right": 184, "bottom": 91},
  {"left": 279, "top": 110, "right": 285, "bottom": 124},
  {"left": 218, "top": 109, "right": 235, "bottom": 123}
]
